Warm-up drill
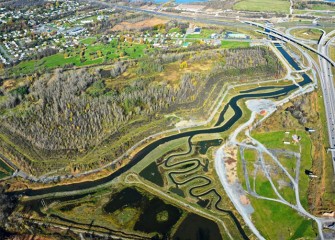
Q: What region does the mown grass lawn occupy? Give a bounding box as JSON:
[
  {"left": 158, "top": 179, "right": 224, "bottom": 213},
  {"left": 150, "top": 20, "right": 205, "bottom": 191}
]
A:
[
  {"left": 80, "top": 37, "right": 98, "bottom": 45},
  {"left": 250, "top": 197, "right": 316, "bottom": 239},
  {"left": 234, "top": 0, "right": 290, "bottom": 14},
  {"left": 221, "top": 40, "right": 250, "bottom": 49},
  {"left": 186, "top": 29, "right": 217, "bottom": 39},
  {"left": 168, "top": 27, "right": 182, "bottom": 34},
  {"left": 10, "top": 40, "right": 147, "bottom": 75}
]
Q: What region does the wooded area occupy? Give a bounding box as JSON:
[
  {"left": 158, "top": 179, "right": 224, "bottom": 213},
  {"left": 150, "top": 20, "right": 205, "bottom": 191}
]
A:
[{"left": 0, "top": 46, "right": 284, "bottom": 173}]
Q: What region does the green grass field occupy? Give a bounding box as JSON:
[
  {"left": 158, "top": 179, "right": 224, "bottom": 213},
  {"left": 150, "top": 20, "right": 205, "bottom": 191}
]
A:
[
  {"left": 234, "top": 0, "right": 290, "bottom": 13},
  {"left": 308, "top": 4, "right": 335, "bottom": 11},
  {"left": 10, "top": 40, "right": 147, "bottom": 75},
  {"left": 221, "top": 40, "right": 250, "bottom": 49},
  {"left": 250, "top": 198, "right": 316, "bottom": 239},
  {"left": 80, "top": 37, "right": 98, "bottom": 45},
  {"left": 290, "top": 28, "right": 322, "bottom": 41},
  {"left": 168, "top": 28, "right": 182, "bottom": 34},
  {"left": 252, "top": 130, "right": 313, "bottom": 208},
  {"left": 186, "top": 29, "right": 217, "bottom": 39}
]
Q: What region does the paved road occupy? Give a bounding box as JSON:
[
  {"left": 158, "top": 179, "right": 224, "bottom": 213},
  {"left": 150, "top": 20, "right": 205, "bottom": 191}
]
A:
[
  {"left": 285, "top": 26, "right": 323, "bottom": 45},
  {"left": 318, "top": 31, "right": 335, "bottom": 174},
  {"left": 245, "top": 21, "right": 335, "bottom": 67},
  {"left": 84, "top": 0, "right": 246, "bottom": 27},
  {"left": 245, "top": 20, "right": 335, "bottom": 174}
]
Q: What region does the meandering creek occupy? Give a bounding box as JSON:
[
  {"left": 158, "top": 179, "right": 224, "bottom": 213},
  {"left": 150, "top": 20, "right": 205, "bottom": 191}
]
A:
[{"left": 16, "top": 44, "right": 311, "bottom": 239}]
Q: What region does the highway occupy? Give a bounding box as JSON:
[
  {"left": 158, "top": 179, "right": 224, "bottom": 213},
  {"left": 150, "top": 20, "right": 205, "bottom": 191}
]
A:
[
  {"left": 245, "top": 20, "right": 335, "bottom": 174},
  {"left": 284, "top": 26, "right": 323, "bottom": 45},
  {"left": 244, "top": 21, "right": 335, "bottom": 67},
  {"left": 318, "top": 31, "right": 335, "bottom": 173},
  {"left": 3, "top": 2, "right": 334, "bottom": 238},
  {"left": 83, "top": 0, "right": 247, "bottom": 28}
]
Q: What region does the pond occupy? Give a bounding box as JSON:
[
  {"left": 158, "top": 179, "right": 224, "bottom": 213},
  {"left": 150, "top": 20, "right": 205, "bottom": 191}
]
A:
[
  {"left": 173, "top": 213, "right": 222, "bottom": 240},
  {"left": 134, "top": 198, "right": 182, "bottom": 235},
  {"left": 197, "top": 139, "right": 223, "bottom": 154},
  {"left": 103, "top": 187, "right": 144, "bottom": 213},
  {"left": 139, "top": 162, "right": 164, "bottom": 187},
  {"left": 104, "top": 187, "right": 183, "bottom": 236}
]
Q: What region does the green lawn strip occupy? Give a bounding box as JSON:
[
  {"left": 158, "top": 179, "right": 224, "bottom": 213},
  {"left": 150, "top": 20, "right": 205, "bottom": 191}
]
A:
[
  {"left": 168, "top": 28, "right": 181, "bottom": 34},
  {"left": 0, "top": 158, "right": 14, "bottom": 174},
  {"left": 252, "top": 131, "right": 300, "bottom": 152},
  {"left": 234, "top": 0, "right": 290, "bottom": 13},
  {"left": 250, "top": 197, "right": 316, "bottom": 239},
  {"left": 74, "top": 16, "right": 98, "bottom": 25},
  {"left": 254, "top": 171, "right": 278, "bottom": 199},
  {"left": 316, "top": 89, "right": 335, "bottom": 205},
  {"left": 0, "top": 171, "right": 9, "bottom": 179},
  {"left": 296, "top": 131, "right": 313, "bottom": 209},
  {"left": 221, "top": 40, "right": 250, "bottom": 49},
  {"left": 276, "top": 152, "right": 296, "bottom": 176},
  {"left": 308, "top": 4, "right": 335, "bottom": 11},
  {"left": 244, "top": 148, "right": 257, "bottom": 162},
  {"left": 80, "top": 37, "right": 98, "bottom": 45},
  {"left": 236, "top": 148, "right": 247, "bottom": 190},
  {"left": 186, "top": 29, "right": 217, "bottom": 39},
  {"left": 191, "top": 133, "right": 222, "bottom": 143}
]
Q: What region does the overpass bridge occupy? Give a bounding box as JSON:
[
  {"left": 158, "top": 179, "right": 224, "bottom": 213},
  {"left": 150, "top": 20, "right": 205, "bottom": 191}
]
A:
[{"left": 244, "top": 21, "right": 335, "bottom": 67}]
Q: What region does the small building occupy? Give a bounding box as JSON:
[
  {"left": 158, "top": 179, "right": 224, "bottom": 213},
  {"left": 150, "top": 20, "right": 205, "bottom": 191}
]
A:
[
  {"left": 225, "top": 33, "right": 250, "bottom": 39},
  {"left": 292, "top": 134, "right": 301, "bottom": 143},
  {"left": 211, "top": 33, "right": 219, "bottom": 39},
  {"left": 67, "top": 27, "right": 85, "bottom": 36},
  {"left": 193, "top": 27, "right": 201, "bottom": 34},
  {"left": 182, "top": 42, "right": 190, "bottom": 48},
  {"left": 305, "top": 127, "right": 316, "bottom": 133}
]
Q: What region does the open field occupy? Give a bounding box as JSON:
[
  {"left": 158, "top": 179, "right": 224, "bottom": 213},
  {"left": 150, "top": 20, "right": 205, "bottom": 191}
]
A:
[
  {"left": 186, "top": 29, "right": 217, "bottom": 39},
  {"left": 251, "top": 91, "right": 334, "bottom": 211},
  {"left": 238, "top": 122, "right": 317, "bottom": 239},
  {"left": 221, "top": 40, "right": 250, "bottom": 49},
  {"left": 252, "top": 130, "right": 312, "bottom": 208},
  {"left": 250, "top": 198, "right": 316, "bottom": 239},
  {"left": 112, "top": 18, "right": 168, "bottom": 31},
  {"left": 10, "top": 40, "right": 147, "bottom": 75},
  {"left": 303, "top": 3, "right": 335, "bottom": 11},
  {"left": 290, "top": 28, "right": 323, "bottom": 41},
  {"left": 233, "top": 0, "right": 290, "bottom": 13}
]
